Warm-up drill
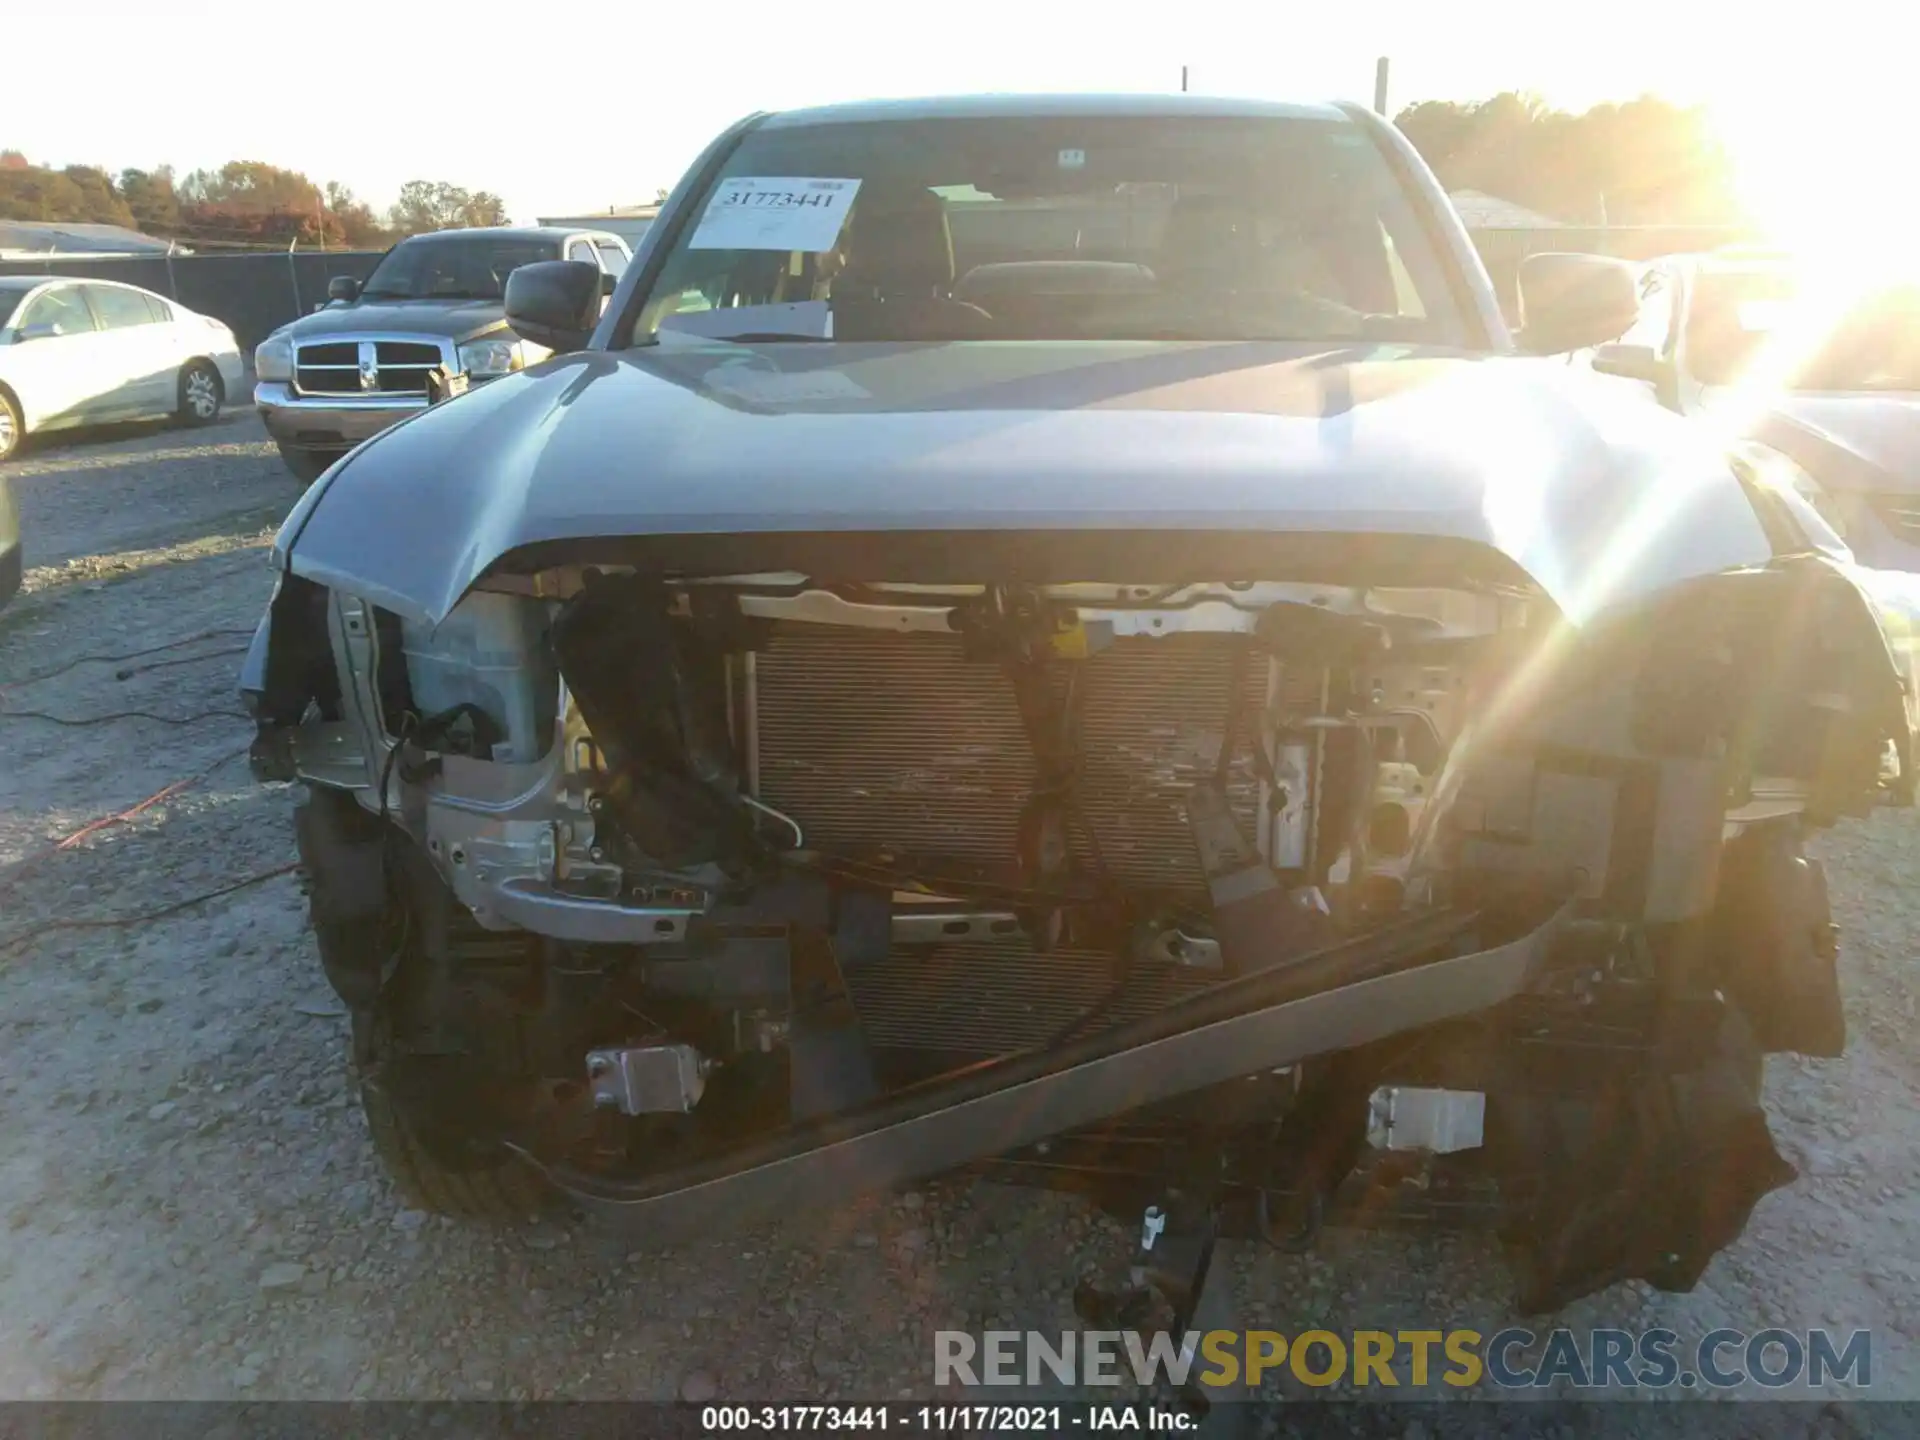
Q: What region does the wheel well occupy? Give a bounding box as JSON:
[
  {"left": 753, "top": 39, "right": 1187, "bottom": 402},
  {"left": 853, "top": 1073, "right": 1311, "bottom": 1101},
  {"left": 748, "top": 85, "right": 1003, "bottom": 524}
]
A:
[{"left": 0, "top": 378, "right": 23, "bottom": 432}]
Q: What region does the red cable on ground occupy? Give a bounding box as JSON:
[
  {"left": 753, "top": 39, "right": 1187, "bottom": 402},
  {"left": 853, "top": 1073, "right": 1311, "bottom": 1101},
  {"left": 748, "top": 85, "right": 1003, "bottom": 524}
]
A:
[
  {"left": 0, "top": 746, "right": 248, "bottom": 898},
  {"left": 52, "top": 777, "right": 197, "bottom": 854}
]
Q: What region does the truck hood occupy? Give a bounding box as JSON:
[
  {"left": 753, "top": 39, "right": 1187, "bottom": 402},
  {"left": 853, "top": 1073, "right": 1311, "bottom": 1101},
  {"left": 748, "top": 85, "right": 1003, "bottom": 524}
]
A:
[
  {"left": 281, "top": 297, "right": 508, "bottom": 345},
  {"left": 279, "top": 339, "right": 1774, "bottom": 627}
]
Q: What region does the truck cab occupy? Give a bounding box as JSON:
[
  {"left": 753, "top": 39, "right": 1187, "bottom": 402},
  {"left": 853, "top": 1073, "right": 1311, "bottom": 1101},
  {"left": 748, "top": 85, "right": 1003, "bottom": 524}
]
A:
[{"left": 252, "top": 225, "right": 630, "bottom": 483}]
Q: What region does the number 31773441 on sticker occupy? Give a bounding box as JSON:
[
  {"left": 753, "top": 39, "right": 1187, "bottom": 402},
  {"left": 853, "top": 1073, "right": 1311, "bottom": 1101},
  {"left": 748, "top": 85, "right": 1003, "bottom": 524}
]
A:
[{"left": 687, "top": 177, "right": 861, "bottom": 252}]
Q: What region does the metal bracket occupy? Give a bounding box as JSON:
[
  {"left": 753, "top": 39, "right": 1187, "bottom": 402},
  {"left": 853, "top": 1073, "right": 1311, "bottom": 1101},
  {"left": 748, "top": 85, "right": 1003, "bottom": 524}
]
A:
[
  {"left": 1073, "top": 1193, "right": 1258, "bottom": 1435},
  {"left": 787, "top": 927, "right": 880, "bottom": 1121},
  {"left": 1187, "top": 777, "right": 1334, "bottom": 974},
  {"left": 1366, "top": 1086, "right": 1486, "bottom": 1154},
  {"left": 585, "top": 1044, "right": 709, "bottom": 1115},
  {"left": 1135, "top": 924, "right": 1225, "bottom": 971}
]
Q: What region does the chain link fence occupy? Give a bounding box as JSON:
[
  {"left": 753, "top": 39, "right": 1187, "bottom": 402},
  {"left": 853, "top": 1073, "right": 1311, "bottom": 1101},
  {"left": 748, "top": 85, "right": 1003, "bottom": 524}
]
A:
[{"left": 0, "top": 248, "right": 387, "bottom": 350}]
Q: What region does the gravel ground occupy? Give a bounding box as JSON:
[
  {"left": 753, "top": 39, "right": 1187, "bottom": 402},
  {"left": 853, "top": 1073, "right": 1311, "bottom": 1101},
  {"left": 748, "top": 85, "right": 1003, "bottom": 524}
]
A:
[{"left": 0, "top": 413, "right": 1915, "bottom": 1425}]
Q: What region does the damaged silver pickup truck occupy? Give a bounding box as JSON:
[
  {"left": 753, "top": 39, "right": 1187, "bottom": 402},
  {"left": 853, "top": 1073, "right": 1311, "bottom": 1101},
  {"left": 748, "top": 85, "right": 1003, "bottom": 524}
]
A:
[{"left": 241, "top": 95, "right": 1917, "bottom": 1323}]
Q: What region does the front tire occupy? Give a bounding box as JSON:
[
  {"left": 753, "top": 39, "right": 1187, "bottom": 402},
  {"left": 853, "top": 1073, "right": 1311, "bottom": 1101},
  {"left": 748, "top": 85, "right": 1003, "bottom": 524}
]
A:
[
  {"left": 176, "top": 360, "right": 223, "bottom": 426},
  {"left": 276, "top": 442, "right": 341, "bottom": 484},
  {"left": 358, "top": 1051, "right": 552, "bottom": 1222},
  {"left": 297, "top": 787, "right": 551, "bottom": 1222},
  {"left": 0, "top": 389, "right": 21, "bottom": 462}
]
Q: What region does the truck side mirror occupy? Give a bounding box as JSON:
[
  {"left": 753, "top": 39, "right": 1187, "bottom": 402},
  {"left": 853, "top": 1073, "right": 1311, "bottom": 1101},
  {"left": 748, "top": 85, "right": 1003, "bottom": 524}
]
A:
[
  {"left": 327, "top": 276, "right": 362, "bottom": 303},
  {"left": 504, "top": 260, "right": 601, "bottom": 354},
  {"left": 1516, "top": 253, "right": 1639, "bottom": 355}
]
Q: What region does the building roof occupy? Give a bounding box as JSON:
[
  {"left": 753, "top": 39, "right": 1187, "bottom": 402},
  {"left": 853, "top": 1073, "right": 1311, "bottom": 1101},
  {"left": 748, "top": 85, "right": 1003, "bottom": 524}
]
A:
[
  {"left": 538, "top": 205, "right": 662, "bottom": 225},
  {"left": 0, "top": 220, "right": 177, "bottom": 255},
  {"left": 1447, "top": 190, "right": 1565, "bottom": 230}
]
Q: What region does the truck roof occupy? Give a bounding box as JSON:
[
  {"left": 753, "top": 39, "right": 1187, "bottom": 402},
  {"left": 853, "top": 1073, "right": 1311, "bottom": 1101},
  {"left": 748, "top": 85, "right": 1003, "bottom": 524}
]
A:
[
  {"left": 758, "top": 93, "right": 1354, "bottom": 130},
  {"left": 400, "top": 226, "right": 623, "bottom": 244}
]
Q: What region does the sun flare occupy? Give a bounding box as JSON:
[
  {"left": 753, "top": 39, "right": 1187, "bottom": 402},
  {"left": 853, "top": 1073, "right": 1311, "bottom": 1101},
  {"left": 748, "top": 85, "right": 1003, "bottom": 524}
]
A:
[{"left": 1715, "top": 91, "right": 1919, "bottom": 282}]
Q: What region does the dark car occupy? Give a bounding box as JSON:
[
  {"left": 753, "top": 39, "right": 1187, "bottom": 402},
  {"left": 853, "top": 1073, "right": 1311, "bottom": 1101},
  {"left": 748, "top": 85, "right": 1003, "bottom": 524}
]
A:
[
  {"left": 252, "top": 226, "right": 629, "bottom": 482},
  {"left": 242, "top": 96, "right": 1911, "bottom": 1324}
]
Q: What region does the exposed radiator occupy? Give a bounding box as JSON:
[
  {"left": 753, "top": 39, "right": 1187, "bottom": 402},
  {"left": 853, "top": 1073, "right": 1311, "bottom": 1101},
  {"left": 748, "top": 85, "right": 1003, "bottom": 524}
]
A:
[{"left": 752, "top": 624, "right": 1319, "bottom": 896}]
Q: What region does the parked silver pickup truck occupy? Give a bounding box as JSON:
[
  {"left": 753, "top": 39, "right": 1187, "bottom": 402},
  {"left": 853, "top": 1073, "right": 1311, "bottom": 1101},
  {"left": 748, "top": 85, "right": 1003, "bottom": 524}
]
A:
[{"left": 253, "top": 226, "right": 629, "bottom": 481}]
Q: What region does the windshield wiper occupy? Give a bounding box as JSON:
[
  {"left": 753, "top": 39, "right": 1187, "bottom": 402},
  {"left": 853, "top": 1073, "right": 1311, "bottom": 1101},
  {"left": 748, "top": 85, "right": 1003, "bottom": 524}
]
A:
[{"left": 360, "top": 289, "right": 495, "bottom": 301}]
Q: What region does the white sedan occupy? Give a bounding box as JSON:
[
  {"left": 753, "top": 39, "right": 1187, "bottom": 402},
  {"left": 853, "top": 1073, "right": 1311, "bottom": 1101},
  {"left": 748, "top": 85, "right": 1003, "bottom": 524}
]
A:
[{"left": 0, "top": 275, "right": 246, "bottom": 462}]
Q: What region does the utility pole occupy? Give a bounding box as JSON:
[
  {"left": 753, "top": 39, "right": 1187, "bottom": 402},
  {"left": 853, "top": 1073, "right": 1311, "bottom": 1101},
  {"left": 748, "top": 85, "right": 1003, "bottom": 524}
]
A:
[
  {"left": 1181, "top": 65, "right": 1188, "bottom": 93},
  {"left": 1374, "top": 57, "right": 1390, "bottom": 115}
]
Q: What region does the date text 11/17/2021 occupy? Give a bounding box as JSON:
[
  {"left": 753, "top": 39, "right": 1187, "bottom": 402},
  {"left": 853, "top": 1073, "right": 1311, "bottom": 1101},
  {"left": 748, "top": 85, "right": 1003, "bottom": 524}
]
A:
[{"left": 698, "top": 1404, "right": 1198, "bottom": 1431}]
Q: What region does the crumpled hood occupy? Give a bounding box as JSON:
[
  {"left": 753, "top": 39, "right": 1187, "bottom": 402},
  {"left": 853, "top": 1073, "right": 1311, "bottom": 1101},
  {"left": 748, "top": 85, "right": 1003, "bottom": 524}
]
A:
[
  {"left": 279, "top": 339, "right": 1772, "bottom": 626},
  {"left": 281, "top": 297, "right": 507, "bottom": 344},
  {"left": 1754, "top": 392, "right": 1920, "bottom": 494}
]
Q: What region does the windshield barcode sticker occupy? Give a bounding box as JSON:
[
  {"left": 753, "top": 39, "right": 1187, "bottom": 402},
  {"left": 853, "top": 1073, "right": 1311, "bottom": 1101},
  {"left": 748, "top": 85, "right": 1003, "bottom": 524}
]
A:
[{"left": 688, "top": 177, "right": 862, "bottom": 253}]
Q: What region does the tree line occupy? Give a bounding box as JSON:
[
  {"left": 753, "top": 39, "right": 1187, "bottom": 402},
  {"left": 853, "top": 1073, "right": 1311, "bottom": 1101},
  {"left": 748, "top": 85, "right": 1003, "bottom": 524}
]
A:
[
  {"left": 3, "top": 93, "right": 1740, "bottom": 250},
  {"left": 1392, "top": 92, "right": 1742, "bottom": 226},
  {"left": 0, "top": 153, "right": 509, "bottom": 249}
]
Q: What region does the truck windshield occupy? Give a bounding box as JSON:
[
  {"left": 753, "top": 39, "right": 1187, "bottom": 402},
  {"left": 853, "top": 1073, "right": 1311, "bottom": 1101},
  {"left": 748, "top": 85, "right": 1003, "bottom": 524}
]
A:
[
  {"left": 1689, "top": 270, "right": 1920, "bottom": 392},
  {"left": 1789, "top": 285, "right": 1920, "bottom": 393},
  {"left": 628, "top": 112, "right": 1465, "bottom": 345},
  {"left": 1685, "top": 268, "right": 1798, "bottom": 386},
  {"left": 361, "top": 237, "right": 560, "bottom": 301}
]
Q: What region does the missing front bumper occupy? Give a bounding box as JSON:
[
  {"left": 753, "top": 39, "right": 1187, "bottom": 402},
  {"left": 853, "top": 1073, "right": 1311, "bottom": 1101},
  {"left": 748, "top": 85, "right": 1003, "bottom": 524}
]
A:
[{"left": 509, "top": 902, "right": 1562, "bottom": 1239}]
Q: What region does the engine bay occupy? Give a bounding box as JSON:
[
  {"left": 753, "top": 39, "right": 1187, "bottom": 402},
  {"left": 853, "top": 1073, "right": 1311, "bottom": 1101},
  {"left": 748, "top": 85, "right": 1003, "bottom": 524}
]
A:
[
  {"left": 261, "top": 554, "right": 1888, "bottom": 1315},
  {"left": 430, "top": 571, "right": 1516, "bottom": 941}
]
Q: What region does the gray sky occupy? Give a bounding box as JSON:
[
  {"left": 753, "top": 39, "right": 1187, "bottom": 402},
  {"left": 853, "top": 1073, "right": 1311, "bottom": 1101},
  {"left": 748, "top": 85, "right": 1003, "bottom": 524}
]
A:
[{"left": 9, "top": 0, "right": 1915, "bottom": 243}]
